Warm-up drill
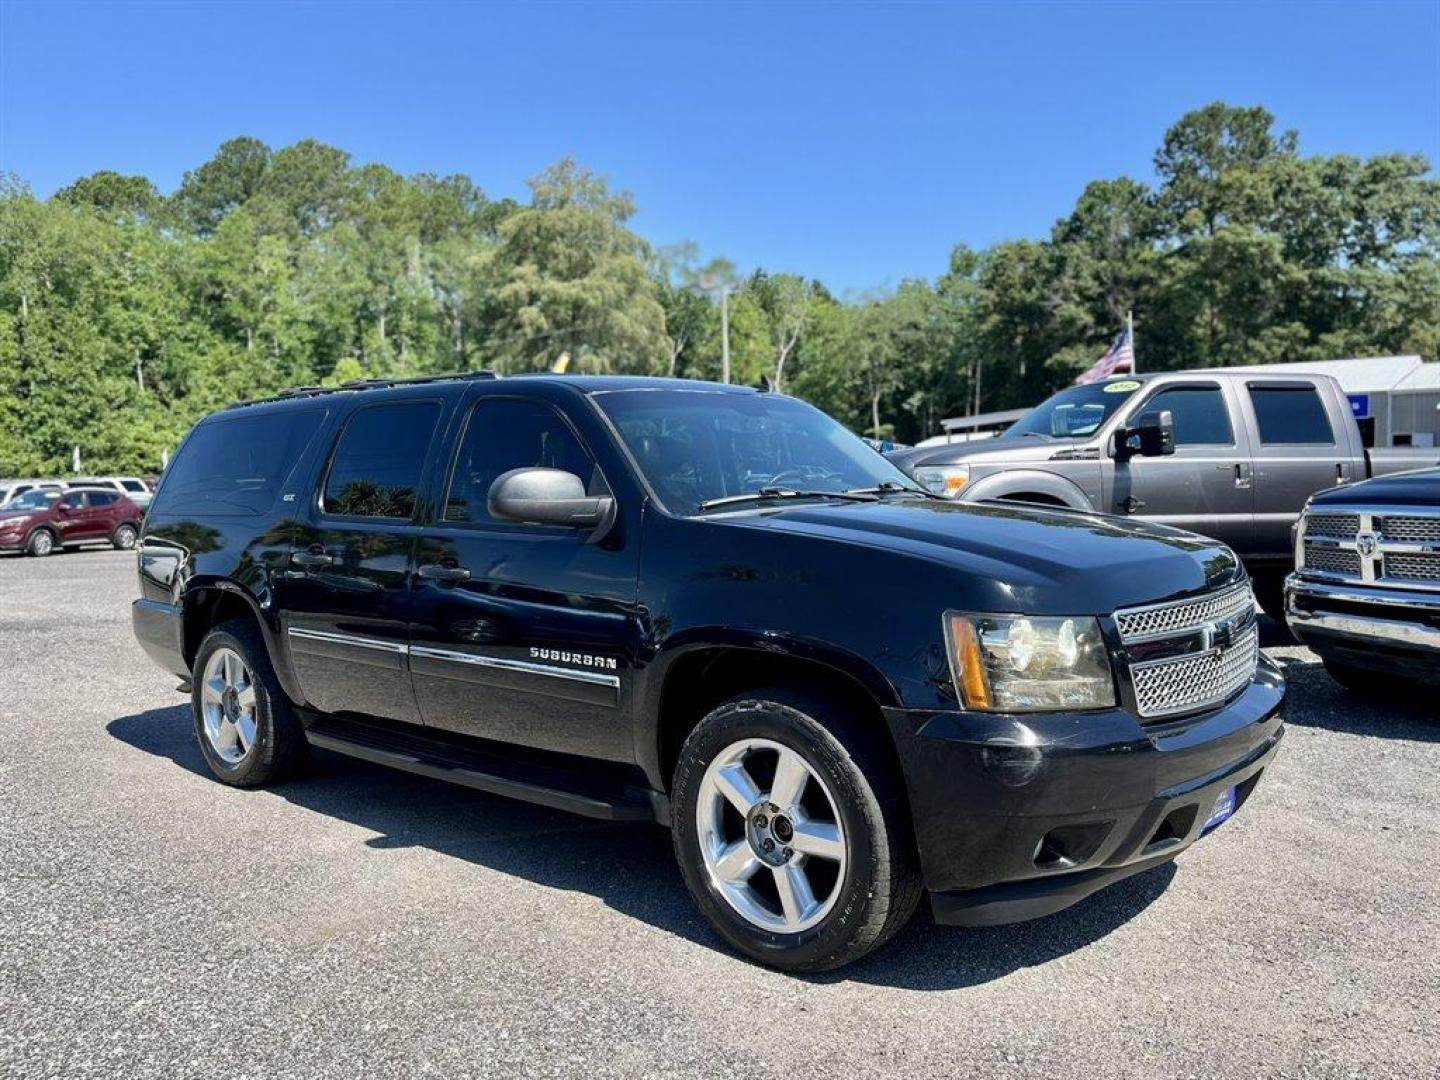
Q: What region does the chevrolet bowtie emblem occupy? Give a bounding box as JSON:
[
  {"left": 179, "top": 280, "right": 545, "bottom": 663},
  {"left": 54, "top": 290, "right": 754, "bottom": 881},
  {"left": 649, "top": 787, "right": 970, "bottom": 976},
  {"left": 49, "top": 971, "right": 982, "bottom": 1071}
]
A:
[{"left": 1200, "top": 617, "right": 1237, "bottom": 652}]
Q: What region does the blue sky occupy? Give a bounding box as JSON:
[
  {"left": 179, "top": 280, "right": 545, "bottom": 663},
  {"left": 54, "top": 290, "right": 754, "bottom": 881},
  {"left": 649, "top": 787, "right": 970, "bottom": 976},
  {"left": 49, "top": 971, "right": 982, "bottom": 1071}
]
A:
[{"left": 2, "top": 1, "right": 1436, "bottom": 293}]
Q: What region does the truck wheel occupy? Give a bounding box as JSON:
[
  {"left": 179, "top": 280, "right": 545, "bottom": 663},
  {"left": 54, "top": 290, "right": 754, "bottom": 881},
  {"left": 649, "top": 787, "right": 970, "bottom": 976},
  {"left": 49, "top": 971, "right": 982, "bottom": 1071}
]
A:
[
  {"left": 670, "top": 689, "right": 921, "bottom": 972},
  {"left": 1250, "top": 573, "right": 1289, "bottom": 625},
  {"left": 191, "top": 620, "right": 306, "bottom": 787},
  {"left": 111, "top": 523, "right": 138, "bottom": 550},
  {"left": 26, "top": 529, "right": 55, "bottom": 557}
]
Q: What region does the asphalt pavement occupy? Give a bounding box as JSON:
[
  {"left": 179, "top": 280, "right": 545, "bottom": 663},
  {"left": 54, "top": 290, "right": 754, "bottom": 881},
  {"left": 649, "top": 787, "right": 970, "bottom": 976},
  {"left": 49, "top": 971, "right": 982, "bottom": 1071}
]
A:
[{"left": 2, "top": 549, "right": 1437, "bottom": 1079}]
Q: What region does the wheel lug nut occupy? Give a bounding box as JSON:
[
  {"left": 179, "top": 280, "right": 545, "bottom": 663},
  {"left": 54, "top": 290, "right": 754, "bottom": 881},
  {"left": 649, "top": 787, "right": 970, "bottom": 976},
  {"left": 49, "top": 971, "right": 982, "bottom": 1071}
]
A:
[
  {"left": 783, "top": 847, "right": 793, "bottom": 860},
  {"left": 762, "top": 838, "right": 775, "bottom": 852},
  {"left": 754, "top": 815, "right": 768, "bottom": 829}
]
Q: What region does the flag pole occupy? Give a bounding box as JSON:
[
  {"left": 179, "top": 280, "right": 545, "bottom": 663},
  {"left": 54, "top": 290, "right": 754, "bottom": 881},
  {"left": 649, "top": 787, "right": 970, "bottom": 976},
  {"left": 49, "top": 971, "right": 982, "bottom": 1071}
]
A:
[{"left": 1127, "top": 309, "right": 1136, "bottom": 374}]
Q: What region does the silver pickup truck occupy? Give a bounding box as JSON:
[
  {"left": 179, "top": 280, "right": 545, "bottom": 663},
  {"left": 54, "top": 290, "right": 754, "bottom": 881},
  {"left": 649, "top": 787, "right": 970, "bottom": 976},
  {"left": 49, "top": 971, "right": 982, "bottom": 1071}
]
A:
[{"left": 891, "top": 371, "right": 1437, "bottom": 617}]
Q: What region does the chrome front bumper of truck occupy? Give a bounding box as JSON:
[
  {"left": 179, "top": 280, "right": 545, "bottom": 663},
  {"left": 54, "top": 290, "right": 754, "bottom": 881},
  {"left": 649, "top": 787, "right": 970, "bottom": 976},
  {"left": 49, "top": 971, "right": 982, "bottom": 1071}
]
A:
[{"left": 1285, "top": 576, "right": 1440, "bottom": 652}]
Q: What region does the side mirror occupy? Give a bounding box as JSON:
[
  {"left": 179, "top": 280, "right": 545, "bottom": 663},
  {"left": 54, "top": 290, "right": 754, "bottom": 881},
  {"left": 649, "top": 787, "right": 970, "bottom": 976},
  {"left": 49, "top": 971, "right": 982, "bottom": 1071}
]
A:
[
  {"left": 488, "top": 468, "right": 615, "bottom": 533},
  {"left": 55, "top": 502, "right": 72, "bottom": 516},
  {"left": 1115, "top": 410, "right": 1175, "bottom": 460}
]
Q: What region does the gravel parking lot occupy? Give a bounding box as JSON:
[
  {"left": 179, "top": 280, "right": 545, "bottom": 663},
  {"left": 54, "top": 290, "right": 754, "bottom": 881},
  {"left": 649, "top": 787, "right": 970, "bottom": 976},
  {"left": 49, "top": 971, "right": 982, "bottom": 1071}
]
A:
[{"left": 2, "top": 549, "right": 1437, "bottom": 1079}]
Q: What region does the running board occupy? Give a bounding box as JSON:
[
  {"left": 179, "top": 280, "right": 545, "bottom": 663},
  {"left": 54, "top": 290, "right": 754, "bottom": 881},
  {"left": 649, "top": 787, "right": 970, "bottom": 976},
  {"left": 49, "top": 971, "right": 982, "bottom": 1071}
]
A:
[{"left": 303, "top": 715, "right": 661, "bottom": 823}]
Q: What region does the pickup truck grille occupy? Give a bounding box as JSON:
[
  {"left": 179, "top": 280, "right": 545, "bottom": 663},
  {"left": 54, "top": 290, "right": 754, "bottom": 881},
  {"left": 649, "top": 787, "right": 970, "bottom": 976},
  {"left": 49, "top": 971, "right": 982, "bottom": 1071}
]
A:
[
  {"left": 1383, "top": 553, "right": 1440, "bottom": 582},
  {"left": 1304, "top": 547, "right": 1362, "bottom": 577},
  {"left": 1381, "top": 516, "right": 1440, "bottom": 544},
  {"left": 1306, "top": 513, "right": 1360, "bottom": 540},
  {"left": 1298, "top": 507, "right": 1440, "bottom": 592},
  {"left": 1115, "top": 583, "right": 1259, "bottom": 719}
]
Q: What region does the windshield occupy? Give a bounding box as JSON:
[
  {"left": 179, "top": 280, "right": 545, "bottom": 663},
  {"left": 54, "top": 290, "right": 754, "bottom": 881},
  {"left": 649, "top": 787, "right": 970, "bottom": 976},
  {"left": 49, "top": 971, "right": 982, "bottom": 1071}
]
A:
[
  {"left": 594, "top": 390, "right": 919, "bottom": 515},
  {"left": 1004, "top": 380, "right": 1142, "bottom": 440},
  {"left": 4, "top": 489, "right": 59, "bottom": 511}
]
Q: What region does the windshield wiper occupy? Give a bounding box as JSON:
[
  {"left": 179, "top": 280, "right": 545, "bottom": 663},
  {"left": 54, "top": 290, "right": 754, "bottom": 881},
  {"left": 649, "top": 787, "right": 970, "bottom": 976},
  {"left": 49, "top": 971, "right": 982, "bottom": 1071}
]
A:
[
  {"left": 698, "top": 487, "right": 882, "bottom": 511},
  {"left": 844, "top": 480, "right": 942, "bottom": 500}
]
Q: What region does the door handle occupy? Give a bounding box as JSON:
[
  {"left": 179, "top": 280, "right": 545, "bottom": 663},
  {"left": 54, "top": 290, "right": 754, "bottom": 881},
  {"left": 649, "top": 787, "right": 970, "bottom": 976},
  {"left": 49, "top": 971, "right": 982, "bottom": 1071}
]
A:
[
  {"left": 418, "top": 562, "right": 471, "bottom": 582},
  {"left": 1233, "top": 464, "right": 1252, "bottom": 489},
  {"left": 291, "top": 549, "right": 333, "bottom": 569}
]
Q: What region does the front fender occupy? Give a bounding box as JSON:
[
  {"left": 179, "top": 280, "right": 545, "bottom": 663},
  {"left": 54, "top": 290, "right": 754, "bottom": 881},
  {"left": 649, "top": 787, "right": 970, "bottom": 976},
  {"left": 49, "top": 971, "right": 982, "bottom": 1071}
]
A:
[
  {"left": 961, "top": 469, "right": 1094, "bottom": 510},
  {"left": 632, "top": 629, "right": 902, "bottom": 790}
]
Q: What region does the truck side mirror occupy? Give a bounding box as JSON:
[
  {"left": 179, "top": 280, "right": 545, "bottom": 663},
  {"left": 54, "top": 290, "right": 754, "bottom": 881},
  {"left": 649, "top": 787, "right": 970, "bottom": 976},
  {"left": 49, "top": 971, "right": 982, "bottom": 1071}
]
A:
[
  {"left": 1115, "top": 410, "right": 1175, "bottom": 461},
  {"left": 488, "top": 468, "right": 616, "bottom": 535}
]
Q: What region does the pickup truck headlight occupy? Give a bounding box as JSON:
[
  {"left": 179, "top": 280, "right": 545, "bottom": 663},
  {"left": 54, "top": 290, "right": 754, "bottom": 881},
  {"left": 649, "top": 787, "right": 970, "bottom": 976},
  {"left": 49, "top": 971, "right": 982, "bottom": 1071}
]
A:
[
  {"left": 945, "top": 613, "right": 1116, "bottom": 712},
  {"left": 913, "top": 465, "right": 970, "bottom": 498}
]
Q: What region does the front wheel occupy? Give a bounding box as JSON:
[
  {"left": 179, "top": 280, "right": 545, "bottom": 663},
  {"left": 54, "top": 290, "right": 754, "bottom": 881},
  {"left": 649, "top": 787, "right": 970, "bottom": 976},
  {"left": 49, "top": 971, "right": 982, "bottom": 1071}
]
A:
[
  {"left": 1251, "top": 572, "right": 1289, "bottom": 625},
  {"left": 26, "top": 529, "right": 55, "bottom": 557},
  {"left": 670, "top": 689, "right": 921, "bottom": 972}
]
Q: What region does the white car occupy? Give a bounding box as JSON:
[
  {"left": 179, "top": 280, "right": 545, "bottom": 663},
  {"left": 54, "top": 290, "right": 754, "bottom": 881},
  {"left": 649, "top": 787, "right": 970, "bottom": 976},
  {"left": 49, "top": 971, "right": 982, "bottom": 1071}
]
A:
[
  {"left": 0, "top": 479, "right": 68, "bottom": 509},
  {"left": 71, "top": 476, "right": 153, "bottom": 509}
]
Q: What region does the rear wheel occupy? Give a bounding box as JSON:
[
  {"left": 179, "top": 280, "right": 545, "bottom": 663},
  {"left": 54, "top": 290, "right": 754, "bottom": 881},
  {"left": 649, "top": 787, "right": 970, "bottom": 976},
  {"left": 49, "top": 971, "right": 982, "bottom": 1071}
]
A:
[
  {"left": 192, "top": 620, "right": 306, "bottom": 786},
  {"left": 26, "top": 529, "right": 54, "bottom": 557},
  {"left": 112, "top": 523, "right": 138, "bottom": 550},
  {"left": 670, "top": 688, "right": 921, "bottom": 972}
]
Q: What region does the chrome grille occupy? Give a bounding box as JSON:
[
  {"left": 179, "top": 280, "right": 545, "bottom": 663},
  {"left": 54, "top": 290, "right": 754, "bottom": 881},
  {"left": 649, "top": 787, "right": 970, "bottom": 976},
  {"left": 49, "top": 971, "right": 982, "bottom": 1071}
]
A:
[
  {"left": 1115, "top": 585, "right": 1260, "bottom": 720},
  {"left": 1380, "top": 515, "right": 1440, "bottom": 544},
  {"left": 1130, "top": 625, "right": 1259, "bottom": 719},
  {"left": 1383, "top": 553, "right": 1440, "bottom": 582},
  {"left": 1114, "top": 583, "right": 1254, "bottom": 643},
  {"left": 1306, "top": 513, "right": 1359, "bottom": 539},
  {"left": 1302, "top": 547, "right": 1362, "bottom": 577}
]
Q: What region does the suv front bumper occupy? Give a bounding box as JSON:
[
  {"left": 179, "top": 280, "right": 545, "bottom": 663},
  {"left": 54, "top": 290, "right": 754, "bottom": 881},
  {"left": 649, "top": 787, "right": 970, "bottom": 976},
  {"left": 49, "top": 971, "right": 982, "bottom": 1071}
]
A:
[{"left": 883, "top": 656, "right": 1285, "bottom": 926}]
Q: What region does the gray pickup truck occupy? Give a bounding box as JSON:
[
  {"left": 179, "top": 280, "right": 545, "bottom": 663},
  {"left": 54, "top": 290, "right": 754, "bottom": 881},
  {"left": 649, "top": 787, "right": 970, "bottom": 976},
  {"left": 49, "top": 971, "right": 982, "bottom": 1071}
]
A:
[{"left": 892, "top": 371, "right": 1437, "bottom": 617}]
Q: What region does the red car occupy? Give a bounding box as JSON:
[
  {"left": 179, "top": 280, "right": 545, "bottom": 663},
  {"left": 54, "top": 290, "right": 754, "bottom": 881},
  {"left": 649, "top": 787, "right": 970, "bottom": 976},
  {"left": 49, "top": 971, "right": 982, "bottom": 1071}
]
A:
[{"left": 0, "top": 486, "right": 143, "bottom": 557}]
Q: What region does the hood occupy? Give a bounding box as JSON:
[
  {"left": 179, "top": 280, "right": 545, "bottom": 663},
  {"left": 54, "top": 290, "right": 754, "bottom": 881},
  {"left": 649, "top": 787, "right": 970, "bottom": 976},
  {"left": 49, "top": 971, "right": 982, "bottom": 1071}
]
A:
[
  {"left": 889, "top": 436, "right": 1086, "bottom": 472},
  {"left": 0, "top": 507, "right": 38, "bottom": 521},
  {"left": 1310, "top": 468, "right": 1440, "bottom": 509},
  {"left": 722, "top": 497, "right": 1240, "bottom": 615}
]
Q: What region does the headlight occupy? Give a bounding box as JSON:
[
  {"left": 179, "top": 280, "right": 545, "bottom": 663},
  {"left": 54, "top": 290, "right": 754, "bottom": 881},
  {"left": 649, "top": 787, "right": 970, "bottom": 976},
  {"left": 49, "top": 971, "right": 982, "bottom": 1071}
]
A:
[
  {"left": 945, "top": 613, "right": 1116, "bottom": 712},
  {"left": 913, "top": 465, "right": 970, "bottom": 498}
]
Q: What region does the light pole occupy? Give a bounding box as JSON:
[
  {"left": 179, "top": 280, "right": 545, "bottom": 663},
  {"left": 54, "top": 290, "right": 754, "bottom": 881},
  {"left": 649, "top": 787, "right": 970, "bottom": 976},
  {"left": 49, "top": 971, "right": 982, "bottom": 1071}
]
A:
[{"left": 698, "top": 272, "right": 742, "bottom": 384}]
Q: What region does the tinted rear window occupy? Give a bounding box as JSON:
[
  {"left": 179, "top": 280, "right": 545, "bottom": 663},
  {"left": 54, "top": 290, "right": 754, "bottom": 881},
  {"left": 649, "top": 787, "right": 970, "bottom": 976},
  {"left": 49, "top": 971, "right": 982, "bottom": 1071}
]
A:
[
  {"left": 88, "top": 491, "right": 119, "bottom": 506},
  {"left": 1249, "top": 386, "right": 1335, "bottom": 445},
  {"left": 152, "top": 408, "right": 327, "bottom": 516},
  {"left": 322, "top": 401, "right": 441, "bottom": 519}
]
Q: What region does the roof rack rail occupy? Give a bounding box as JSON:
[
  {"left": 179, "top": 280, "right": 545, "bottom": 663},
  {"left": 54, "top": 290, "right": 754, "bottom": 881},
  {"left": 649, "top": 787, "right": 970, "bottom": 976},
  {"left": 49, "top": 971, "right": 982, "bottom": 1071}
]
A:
[{"left": 227, "top": 370, "right": 498, "bottom": 409}]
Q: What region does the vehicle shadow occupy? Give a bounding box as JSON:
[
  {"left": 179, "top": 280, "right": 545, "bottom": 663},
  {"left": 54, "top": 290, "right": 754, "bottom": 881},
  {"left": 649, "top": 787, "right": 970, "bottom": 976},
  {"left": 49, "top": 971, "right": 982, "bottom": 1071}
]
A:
[
  {"left": 1269, "top": 651, "right": 1440, "bottom": 742},
  {"left": 109, "top": 704, "right": 1174, "bottom": 990}
]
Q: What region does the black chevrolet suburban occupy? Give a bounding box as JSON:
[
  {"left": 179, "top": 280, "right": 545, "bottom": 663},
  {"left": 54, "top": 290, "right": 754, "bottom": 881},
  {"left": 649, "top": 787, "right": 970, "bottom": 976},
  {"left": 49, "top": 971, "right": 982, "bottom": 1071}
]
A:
[{"left": 132, "top": 373, "right": 1285, "bottom": 971}]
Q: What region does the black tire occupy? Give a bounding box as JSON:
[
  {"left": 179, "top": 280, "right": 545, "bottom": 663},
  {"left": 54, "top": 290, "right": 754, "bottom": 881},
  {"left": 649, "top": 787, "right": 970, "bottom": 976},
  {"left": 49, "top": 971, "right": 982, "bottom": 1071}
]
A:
[
  {"left": 670, "top": 687, "right": 922, "bottom": 972},
  {"left": 191, "top": 619, "right": 306, "bottom": 787},
  {"left": 1251, "top": 572, "right": 1289, "bottom": 625},
  {"left": 26, "top": 528, "right": 55, "bottom": 557},
  {"left": 111, "top": 522, "right": 138, "bottom": 550}
]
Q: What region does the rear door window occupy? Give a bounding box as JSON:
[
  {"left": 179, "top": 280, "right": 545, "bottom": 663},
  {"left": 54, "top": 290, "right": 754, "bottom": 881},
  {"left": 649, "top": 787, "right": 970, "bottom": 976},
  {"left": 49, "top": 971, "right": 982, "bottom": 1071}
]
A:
[
  {"left": 1248, "top": 386, "right": 1335, "bottom": 445},
  {"left": 88, "top": 491, "right": 118, "bottom": 507},
  {"left": 152, "top": 408, "right": 327, "bottom": 516},
  {"left": 322, "top": 402, "right": 442, "bottom": 519}
]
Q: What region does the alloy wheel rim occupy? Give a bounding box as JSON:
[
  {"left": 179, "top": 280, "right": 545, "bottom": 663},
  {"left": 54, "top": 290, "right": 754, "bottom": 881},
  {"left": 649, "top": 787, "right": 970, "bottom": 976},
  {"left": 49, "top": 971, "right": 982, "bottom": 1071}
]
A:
[
  {"left": 117, "top": 527, "right": 135, "bottom": 548},
  {"left": 33, "top": 532, "right": 51, "bottom": 555},
  {"left": 200, "top": 647, "right": 258, "bottom": 764},
  {"left": 695, "top": 737, "right": 847, "bottom": 934}
]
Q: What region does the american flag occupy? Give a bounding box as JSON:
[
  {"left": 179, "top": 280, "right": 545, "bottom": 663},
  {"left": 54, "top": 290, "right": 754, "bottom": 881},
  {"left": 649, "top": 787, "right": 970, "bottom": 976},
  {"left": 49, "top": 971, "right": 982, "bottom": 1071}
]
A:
[{"left": 1074, "top": 324, "right": 1134, "bottom": 385}]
